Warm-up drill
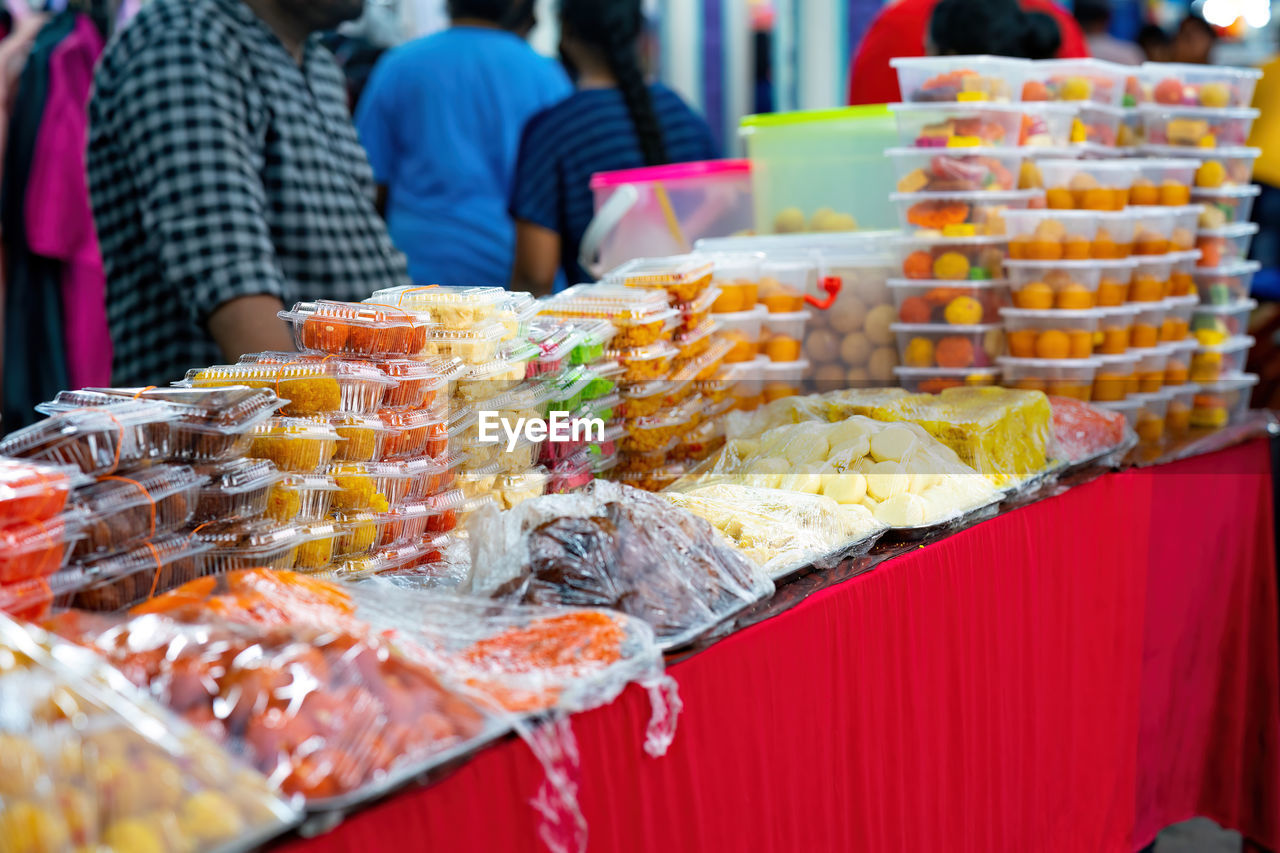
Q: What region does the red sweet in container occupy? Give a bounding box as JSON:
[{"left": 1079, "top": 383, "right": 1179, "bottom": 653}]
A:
[
  {"left": 372, "top": 357, "right": 455, "bottom": 409},
  {"left": 379, "top": 409, "right": 447, "bottom": 461},
  {"left": 283, "top": 300, "right": 432, "bottom": 357},
  {"left": 0, "top": 513, "right": 83, "bottom": 584},
  {"left": 424, "top": 489, "right": 467, "bottom": 534},
  {"left": 0, "top": 458, "right": 75, "bottom": 526}
]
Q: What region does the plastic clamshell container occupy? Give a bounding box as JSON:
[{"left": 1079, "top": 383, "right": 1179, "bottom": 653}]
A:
[
  {"left": 890, "top": 189, "right": 1039, "bottom": 235},
  {"left": 888, "top": 278, "right": 1009, "bottom": 326},
  {"left": 1096, "top": 259, "right": 1139, "bottom": 306},
  {"left": 63, "top": 386, "right": 282, "bottom": 464},
  {"left": 888, "top": 101, "right": 1026, "bottom": 147},
  {"left": 541, "top": 285, "right": 680, "bottom": 348},
  {"left": 330, "top": 460, "right": 420, "bottom": 509},
  {"left": 0, "top": 459, "right": 76, "bottom": 527},
  {"left": 892, "top": 323, "right": 1004, "bottom": 370},
  {"left": 379, "top": 409, "right": 447, "bottom": 461},
  {"left": 1192, "top": 298, "right": 1257, "bottom": 341},
  {"left": 893, "top": 366, "right": 1000, "bottom": 393},
  {"left": 329, "top": 510, "right": 386, "bottom": 559},
  {"left": 525, "top": 322, "right": 584, "bottom": 378},
  {"left": 1092, "top": 351, "right": 1141, "bottom": 401},
  {"left": 887, "top": 146, "right": 1022, "bottom": 193},
  {"left": 892, "top": 234, "right": 1009, "bottom": 281},
  {"left": 412, "top": 321, "right": 508, "bottom": 366},
  {"left": 291, "top": 521, "right": 340, "bottom": 571},
  {"left": 1004, "top": 259, "right": 1105, "bottom": 309},
  {"left": 249, "top": 417, "right": 343, "bottom": 473},
  {"left": 327, "top": 413, "right": 389, "bottom": 463},
  {"left": 1075, "top": 103, "right": 1124, "bottom": 146},
  {"left": 1162, "top": 338, "right": 1197, "bottom": 386},
  {"left": 56, "top": 533, "right": 211, "bottom": 611},
  {"left": 183, "top": 361, "right": 392, "bottom": 416},
  {"left": 1001, "top": 308, "right": 1103, "bottom": 359},
  {"left": 495, "top": 467, "right": 552, "bottom": 510},
  {"left": 1129, "top": 255, "right": 1175, "bottom": 302},
  {"left": 603, "top": 255, "right": 715, "bottom": 302},
  {"left": 604, "top": 340, "right": 679, "bottom": 382},
  {"left": 1143, "top": 145, "right": 1262, "bottom": 189},
  {"left": 1161, "top": 295, "right": 1200, "bottom": 342},
  {"left": 1020, "top": 58, "right": 1128, "bottom": 106},
  {"left": 367, "top": 285, "right": 510, "bottom": 329},
  {"left": 454, "top": 350, "right": 536, "bottom": 402},
  {"left": 617, "top": 408, "right": 696, "bottom": 455},
  {"left": 1141, "top": 62, "right": 1262, "bottom": 108},
  {"left": 0, "top": 402, "right": 178, "bottom": 477},
  {"left": 0, "top": 513, "right": 83, "bottom": 584},
  {"left": 402, "top": 451, "right": 468, "bottom": 500},
  {"left": 372, "top": 501, "right": 439, "bottom": 548},
  {"left": 192, "top": 519, "right": 305, "bottom": 573},
  {"left": 266, "top": 473, "right": 339, "bottom": 523},
  {"left": 190, "top": 458, "right": 279, "bottom": 522},
  {"left": 1097, "top": 304, "right": 1141, "bottom": 354},
  {"left": 1192, "top": 184, "right": 1261, "bottom": 227},
  {"left": 1127, "top": 158, "right": 1198, "bottom": 206},
  {"left": 1038, "top": 159, "right": 1138, "bottom": 210},
  {"left": 1139, "top": 104, "right": 1258, "bottom": 149},
  {"left": 370, "top": 358, "right": 451, "bottom": 410},
  {"left": 72, "top": 465, "right": 205, "bottom": 559},
  {"left": 1194, "top": 261, "right": 1261, "bottom": 306},
  {"left": 281, "top": 299, "right": 431, "bottom": 358},
  {"left": 563, "top": 318, "right": 619, "bottom": 364},
  {"left": 891, "top": 55, "right": 1027, "bottom": 103},
  {"left": 998, "top": 356, "right": 1102, "bottom": 400},
  {"left": 1196, "top": 223, "right": 1259, "bottom": 268},
  {"left": 1190, "top": 373, "right": 1258, "bottom": 429},
  {"left": 1190, "top": 335, "right": 1254, "bottom": 383}
]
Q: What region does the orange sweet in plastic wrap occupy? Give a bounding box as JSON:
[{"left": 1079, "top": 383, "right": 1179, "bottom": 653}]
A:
[{"left": 1049, "top": 396, "right": 1127, "bottom": 463}]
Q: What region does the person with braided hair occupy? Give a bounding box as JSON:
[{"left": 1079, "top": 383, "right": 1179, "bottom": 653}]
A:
[{"left": 509, "top": 0, "right": 718, "bottom": 295}]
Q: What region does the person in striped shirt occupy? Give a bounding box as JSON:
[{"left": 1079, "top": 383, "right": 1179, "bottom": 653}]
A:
[{"left": 508, "top": 0, "right": 718, "bottom": 294}]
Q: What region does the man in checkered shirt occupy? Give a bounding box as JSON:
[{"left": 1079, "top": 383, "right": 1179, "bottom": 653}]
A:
[{"left": 87, "top": 0, "right": 411, "bottom": 387}]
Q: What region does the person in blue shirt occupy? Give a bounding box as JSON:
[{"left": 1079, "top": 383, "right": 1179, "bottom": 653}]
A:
[
  {"left": 355, "top": 0, "right": 570, "bottom": 286},
  {"left": 509, "top": 0, "right": 719, "bottom": 294}
]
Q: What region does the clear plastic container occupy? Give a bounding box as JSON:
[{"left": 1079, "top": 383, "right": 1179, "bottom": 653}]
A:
[
  {"left": 891, "top": 189, "right": 1038, "bottom": 235},
  {"left": 1117, "top": 107, "right": 1145, "bottom": 148},
  {"left": 1194, "top": 261, "right": 1261, "bottom": 305},
  {"left": 495, "top": 467, "right": 551, "bottom": 510},
  {"left": 1192, "top": 298, "right": 1257, "bottom": 342},
  {"left": 454, "top": 348, "right": 537, "bottom": 402},
  {"left": 757, "top": 310, "right": 808, "bottom": 363},
  {"left": 57, "top": 533, "right": 211, "bottom": 611},
  {"left": 1162, "top": 338, "right": 1197, "bottom": 386},
  {"left": 1130, "top": 256, "right": 1175, "bottom": 302},
  {"left": 1130, "top": 390, "right": 1171, "bottom": 444},
  {"left": 1134, "top": 346, "right": 1171, "bottom": 393},
  {"left": 525, "top": 322, "right": 583, "bottom": 378},
  {"left": 999, "top": 356, "right": 1101, "bottom": 400},
  {"left": 379, "top": 409, "right": 447, "bottom": 461},
  {"left": 1004, "top": 259, "right": 1104, "bottom": 309},
  {"left": 0, "top": 401, "right": 178, "bottom": 476},
  {"left": 1019, "top": 102, "right": 1080, "bottom": 146},
  {"left": 1169, "top": 250, "right": 1201, "bottom": 298},
  {"left": 330, "top": 460, "right": 419, "bottom": 509},
  {"left": 888, "top": 146, "right": 1022, "bottom": 193},
  {"left": 72, "top": 465, "right": 204, "bottom": 559},
  {"left": 367, "top": 284, "right": 510, "bottom": 329},
  {"left": 888, "top": 278, "right": 1008, "bottom": 326},
  {"left": 1165, "top": 382, "right": 1199, "bottom": 437},
  {"left": 404, "top": 451, "right": 468, "bottom": 499},
  {"left": 1168, "top": 205, "right": 1204, "bottom": 252},
  {"left": 281, "top": 299, "right": 431, "bottom": 358},
  {"left": 673, "top": 315, "right": 719, "bottom": 362},
  {"left": 892, "top": 55, "right": 1027, "bottom": 103},
  {"left": 1131, "top": 301, "right": 1170, "bottom": 348},
  {"left": 373, "top": 500, "right": 440, "bottom": 548},
  {"left": 1142, "top": 62, "right": 1262, "bottom": 108},
  {"left": 266, "top": 473, "right": 339, "bottom": 523},
  {"left": 184, "top": 361, "right": 392, "bottom": 416},
  {"left": 701, "top": 252, "right": 763, "bottom": 313},
  {"left": 1075, "top": 103, "right": 1123, "bottom": 147},
  {"left": 1128, "top": 208, "right": 1176, "bottom": 256},
  {"left": 893, "top": 366, "right": 1000, "bottom": 393},
  {"left": 249, "top": 417, "right": 342, "bottom": 473},
  {"left": 1002, "top": 307, "right": 1104, "bottom": 359},
  {"left": 1093, "top": 211, "right": 1139, "bottom": 260},
  {"left": 293, "top": 520, "right": 340, "bottom": 570},
  {"left": 192, "top": 519, "right": 305, "bottom": 573},
  {"left": 1192, "top": 184, "right": 1261, "bottom": 227},
  {"left": 616, "top": 380, "right": 681, "bottom": 419},
  {"left": 1097, "top": 304, "right": 1141, "bottom": 354},
  {"left": 541, "top": 284, "right": 680, "bottom": 348},
  {"left": 1140, "top": 104, "right": 1258, "bottom": 149},
  {"left": 893, "top": 234, "right": 1009, "bottom": 281},
  {"left": 1191, "top": 374, "right": 1258, "bottom": 429},
  {"left": 893, "top": 323, "right": 1004, "bottom": 369},
  {"left": 60, "top": 386, "right": 282, "bottom": 464},
  {"left": 712, "top": 306, "right": 766, "bottom": 364},
  {"left": 603, "top": 255, "right": 715, "bottom": 302},
  {"left": 372, "top": 358, "right": 452, "bottom": 410},
  {"left": 1021, "top": 58, "right": 1128, "bottom": 105},
  {"left": 1096, "top": 396, "right": 1141, "bottom": 430},
  {"left": 191, "top": 458, "right": 279, "bottom": 522},
  {"left": 1038, "top": 159, "right": 1137, "bottom": 210},
  {"left": 456, "top": 460, "right": 505, "bottom": 501},
  {"left": 760, "top": 358, "right": 811, "bottom": 401},
  {"left": 1093, "top": 351, "right": 1141, "bottom": 401},
  {"left": 1196, "top": 223, "right": 1259, "bottom": 268},
  {"left": 617, "top": 406, "right": 696, "bottom": 455},
  {"left": 330, "top": 509, "right": 387, "bottom": 559},
  {"left": 1161, "top": 294, "right": 1200, "bottom": 342},
  {"left": 411, "top": 321, "right": 508, "bottom": 366},
  {"left": 604, "top": 340, "right": 679, "bottom": 381},
  {"left": 0, "top": 459, "right": 76, "bottom": 526},
  {"left": 0, "top": 512, "right": 82, "bottom": 584},
  {"left": 1142, "top": 145, "right": 1262, "bottom": 189},
  {"left": 564, "top": 318, "right": 619, "bottom": 364},
  {"left": 1127, "top": 158, "right": 1198, "bottom": 206},
  {"left": 1004, "top": 209, "right": 1097, "bottom": 260},
  {"left": 1190, "top": 335, "right": 1254, "bottom": 383},
  {"left": 1096, "top": 259, "right": 1138, "bottom": 306},
  {"left": 888, "top": 101, "right": 1026, "bottom": 147},
  {"left": 760, "top": 259, "right": 821, "bottom": 314},
  {"left": 327, "top": 413, "right": 389, "bottom": 463}
]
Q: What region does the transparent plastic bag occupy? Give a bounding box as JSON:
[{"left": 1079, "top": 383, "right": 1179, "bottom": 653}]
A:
[
  {"left": 0, "top": 613, "right": 299, "bottom": 851},
  {"left": 48, "top": 570, "right": 494, "bottom": 806},
  {"left": 1048, "top": 395, "right": 1136, "bottom": 465},
  {"left": 674, "top": 415, "right": 1000, "bottom": 529},
  {"left": 465, "top": 481, "right": 773, "bottom": 648}
]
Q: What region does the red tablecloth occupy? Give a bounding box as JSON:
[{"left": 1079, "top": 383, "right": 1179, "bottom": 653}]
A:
[{"left": 284, "top": 439, "right": 1279, "bottom": 853}]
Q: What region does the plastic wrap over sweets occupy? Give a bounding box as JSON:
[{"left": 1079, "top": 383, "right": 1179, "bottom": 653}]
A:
[
  {"left": 0, "top": 613, "right": 300, "bottom": 852},
  {"left": 1048, "top": 396, "right": 1137, "bottom": 466},
  {"left": 672, "top": 415, "right": 1000, "bottom": 529},
  {"left": 466, "top": 481, "right": 774, "bottom": 648},
  {"left": 47, "top": 570, "right": 494, "bottom": 807},
  {"left": 662, "top": 484, "right": 887, "bottom": 579}
]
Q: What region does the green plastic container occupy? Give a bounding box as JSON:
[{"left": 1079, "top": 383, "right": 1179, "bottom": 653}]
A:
[{"left": 740, "top": 105, "right": 899, "bottom": 235}]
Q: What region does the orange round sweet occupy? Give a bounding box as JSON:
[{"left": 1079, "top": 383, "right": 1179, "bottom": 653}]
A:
[
  {"left": 1169, "top": 272, "right": 1195, "bottom": 297},
  {"left": 1131, "top": 323, "right": 1159, "bottom": 348},
  {"left": 1197, "top": 237, "right": 1224, "bottom": 267},
  {"left": 1130, "top": 275, "right": 1164, "bottom": 302},
  {"left": 1048, "top": 380, "right": 1090, "bottom": 401},
  {"left": 1067, "top": 329, "right": 1093, "bottom": 358},
  {"left": 1035, "top": 329, "right": 1071, "bottom": 359},
  {"left": 1092, "top": 233, "right": 1121, "bottom": 259},
  {"left": 903, "top": 250, "right": 934, "bottom": 280},
  {"left": 1022, "top": 80, "right": 1051, "bottom": 101},
  {"left": 898, "top": 296, "right": 933, "bottom": 324},
  {"left": 1100, "top": 326, "right": 1130, "bottom": 354},
  {"left": 935, "top": 336, "right": 976, "bottom": 368},
  {"left": 1080, "top": 187, "right": 1116, "bottom": 211},
  {"left": 1062, "top": 235, "right": 1091, "bottom": 260},
  {"left": 1008, "top": 329, "right": 1038, "bottom": 358},
  {"left": 1159, "top": 182, "right": 1191, "bottom": 206},
  {"left": 1055, "top": 283, "right": 1094, "bottom": 310},
  {"left": 1027, "top": 240, "right": 1064, "bottom": 261},
  {"left": 1015, "top": 377, "right": 1049, "bottom": 393},
  {"left": 1096, "top": 279, "right": 1129, "bottom": 307},
  {"left": 1129, "top": 181, "right": 1160, "bottom": 206},
  {"left": 1014, "top": 282, "right": 1054, "bottom": 309},
  {"left": 1045, "top": 188, "right": 1074, "bottom": 210},
  {"left": 1093, "top": 373, "right": 1127, "bottom": 402}
]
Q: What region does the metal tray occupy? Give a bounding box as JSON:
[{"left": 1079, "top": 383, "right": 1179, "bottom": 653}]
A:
[{"left": 768, "top": 527, "right": 887, "bottom": 585}]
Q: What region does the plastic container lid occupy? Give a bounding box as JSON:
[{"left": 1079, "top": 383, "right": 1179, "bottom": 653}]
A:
[
  {"left": 198, "top": 458, "right": 281, "bottom": 494},
  {"left": 1138, "top": 104, "right": 1260, "bottom": 120},
  {"left": 889, "top": 189, "right": 1041, "bottom": 203},
  {"left": 603, "top": 255, "right": 715, "bottom": 288},
  {"left": 1192, "top": 185, "right": 1262, "bottom": 198},
  {"left": 543, "top": 287, "right": 680, "bottom": 324},
  {"left": 0, "top": 459, "right": 79, "bottom": 526},
  {"left": 73, "top": 464, "right": 206, "bottom": 517},
  {"left": 604, "top": 340, "right": 680, "bottom": 363},
  {"left": 0, "top": 401, "right": 180, "bottom": 476},
  {"left": 1197, "top": 222, "right": 1260, "bottom": 239},
  {"left": 1142, "top": 144, "right": 1262, "bottom": 159},
  {"left": 998, "top": 356, "right": 1103, "bottom": 368},
  {"left": 1194, "top": 260, "right": 1263, "bottom": 276},
  {"left": 999, "top": 306, "right": 1111, "bottom": 320},
  {"left": 368, "top": 284, "right": 510, "bottom": 314},
  {"left": 1195, "top": 373, "right": 1259, "bottom": 392},
  {"left": 591, "top": 159, "right": 751, "bottom": 188},
  {"left": 280, "top": 299, "right": 432, "bottom": 357},
  {"left": 1193, "top": 297, "right": 1259, "bottom": 314},
  {"left": 63, "top": 386, "right": 282, "bottom": 433},
  {"left": 1195, "top": 333, "right": 1255, "bottom": 354},
  {"left": 68, "top": 532, "right": 209, "bottom": 583}
]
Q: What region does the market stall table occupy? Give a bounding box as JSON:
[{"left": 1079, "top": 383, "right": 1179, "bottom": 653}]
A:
[{"left": 279, "top": 437, "right": 1279, "bottom": 852}]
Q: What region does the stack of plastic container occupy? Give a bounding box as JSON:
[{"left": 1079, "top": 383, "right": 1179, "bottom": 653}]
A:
[{"left": 0, "top": 458, "right": 85, "bottom": 619}]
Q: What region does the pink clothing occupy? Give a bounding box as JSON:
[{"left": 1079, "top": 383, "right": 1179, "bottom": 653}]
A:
[{"left": 26, "top": 14, "right": 111, "bottom": 388}]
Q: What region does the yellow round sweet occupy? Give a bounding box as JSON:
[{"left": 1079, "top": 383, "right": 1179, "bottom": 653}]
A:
[
  {"left": 1059, "top": 77, "right": 1093, "bottom": 101},
  {"left": 180, "top": 790, "right": 247, "bottom": 845},
  {"left": 943, "top": 296, "right": 983, "bottom": 325},
  {"left": 1195, "top": 160, "right": 1227, "bottom": 189},
  {"left": 903, "top": 337, "right": 936, "bottom": 367}
]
